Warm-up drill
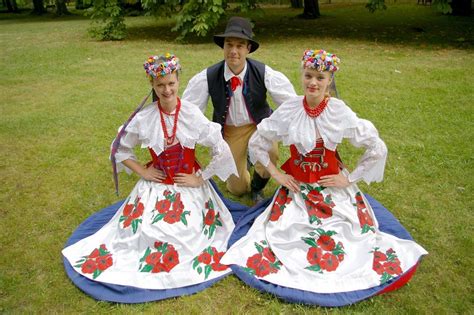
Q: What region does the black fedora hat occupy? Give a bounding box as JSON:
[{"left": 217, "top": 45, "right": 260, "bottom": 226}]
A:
[{"left": 213, "top": 17, "right": 259, "bottom": 53}]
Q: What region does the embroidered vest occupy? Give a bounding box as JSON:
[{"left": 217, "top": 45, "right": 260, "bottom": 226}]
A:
[
  {"left": 280, "top": 139, "right": 340, "bottom": 183},
  {"left": 147, "top": 143, "right": 200, "bottom": 184},
  {"left": 206, "top": 59, "right": 272, "bottom": 129}
]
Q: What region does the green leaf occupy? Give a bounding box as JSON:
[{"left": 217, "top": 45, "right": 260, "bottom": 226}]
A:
[
  {"left": 181, "top": 214, "right": 188, "bottom": 226},
  {"left": 132, "top": 219, "right": 139, "bottom": 234},
  {"left": 301, "top": 237, "right": 317, "bottom": 247},
  {"left": 332, "top": 249, "right": 345, "bottom": 256},
  {"left": 141, "top": 264, "right": 153, "bottom": 273},
  {"left": 140, "top": 247, "right": 151, "bottom": 262},
  {"left": 242, "top": 267, "right": 256, "bottom": 276},
  {"left": 119, "top": 215, "right": 126, "bottom": 222},
  {"left": 305, "top": 264, "right": 322, "bottom": 272},
  {"left": 92, "top": 269, "right": 102, "bottom": 279},
  {"left": 73, "top": 264, "right": 83, "bottom": 268},
  {"left": 254, "top": 242, "right": 264, "bottom": 253},
  {"left": 308, "top": 232, "right": 316, "bottom": 236},
  {"left": 161, "top": 242, "right": 168, "bottom": 253},
  {"left": 152, "top": 213, "right": 165, "bottom": 224},
  {"left": 208, "top": 199, "right": 214, "bottom": 210},
  {"left": 192, "top": 258, "right": 200, "bottom": 269},
  {"left": 380, "top": 272, "right": 392, "bottom": 284},
  {"left": 197, "top": 266, "right": 202, "bottom": 274},
  {"left": 209, "top": 224, "right": 216, "bottom": 239},
  {"left": 309, "top": 215, "right": 321, "bottom": 225},
  {"left": 215, "top": 218, "right": 222, "bottom": 227},
  {"left": 204, "top": 265, "right": 212, "bottom": 279}
]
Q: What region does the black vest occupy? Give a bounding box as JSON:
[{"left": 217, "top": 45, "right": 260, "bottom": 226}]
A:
[{"left": 206, "top": 59, "right": 272, "bottom": 128}]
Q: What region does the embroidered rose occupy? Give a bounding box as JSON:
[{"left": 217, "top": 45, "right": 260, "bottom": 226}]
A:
[
  {"left": 202, "top": 199, "right": 222, "bottom": 239},
  {"left": 243, "top": 240, "right": 282, "bottom": 278},
  {"left": 193, "top": 246, "right": 229, "bottom": 279},
  {"left": 74, "top": 244, "right": 113, "bottom": 279},
  {"left": 354, "top": 192, "right": 375, "bottom": 233},
  {"left": 140, "top": 241, "right": 180, "bottom": 273},
  {"left": 301, "top": 184, "right": 334, "bottom": 224},
  {"left": 269, "top": 187, "right": 293, "bottom": 222},
  {"left": 119, "top": 196, "right": 144, "bottom": 233},
  {"left": 152, "top": 190, "right": 190, "bottom": 226},
  {"left": 303, "top": 228, "right": 344, "bottom": 273},
  {"left": 371, "top": 247, "right": 403, "bottom": 283}
]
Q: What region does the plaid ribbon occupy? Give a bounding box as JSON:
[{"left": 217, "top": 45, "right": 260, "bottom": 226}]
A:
[{"left": 110, "top": 90, "right": 152, "bottom": 195}]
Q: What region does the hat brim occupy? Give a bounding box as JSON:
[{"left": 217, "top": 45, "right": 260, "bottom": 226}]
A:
[{"left": 213, "top": 33, "right": 259, "bottom": 53}]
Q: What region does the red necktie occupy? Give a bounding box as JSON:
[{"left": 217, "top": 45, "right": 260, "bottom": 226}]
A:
[{"left": 230, "top": 76, "right": 241, "bottom": 91}]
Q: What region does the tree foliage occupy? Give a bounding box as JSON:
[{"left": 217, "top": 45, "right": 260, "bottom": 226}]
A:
[
  {"left": 86, "top": 0, "right": 471, "bottom": 41},
  {"left": 87, "top": 0, "right": 126, "bottom": 40}
]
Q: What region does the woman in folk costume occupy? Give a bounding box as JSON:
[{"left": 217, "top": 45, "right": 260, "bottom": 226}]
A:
[
  {"left": 221, "top": 49, "right": 428, "bottom": 306},
  {"left": 62, "top": 54, "right": 240, "bottom": 303}
]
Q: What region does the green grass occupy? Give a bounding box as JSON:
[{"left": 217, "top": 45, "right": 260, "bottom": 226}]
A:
[{"left": 1, "top": 3, "right": 473, "bottom": 314}]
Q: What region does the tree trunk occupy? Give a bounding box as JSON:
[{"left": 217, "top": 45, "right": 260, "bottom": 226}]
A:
[
  {"left": 5, "top": 0, "right": 19, "bottom": 12},
  {"left": 451, "top": 0, "right": 472, "bottom": 15},
  {"left": 32, "top": 0, "right": 46, "bottom": 14},
  {"left": 55, "top": 0, "right": 70, "bottom": 15},
  {"left": 301, "top": 0, "right": 320, "bottom": 18},
  {"left": 291, "top": 0, "right": 303, "bottom": 8}
]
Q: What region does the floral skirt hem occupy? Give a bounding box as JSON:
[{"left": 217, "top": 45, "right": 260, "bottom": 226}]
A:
[{"left": 225, "top": 194, "right": 426, "bottom": 307}]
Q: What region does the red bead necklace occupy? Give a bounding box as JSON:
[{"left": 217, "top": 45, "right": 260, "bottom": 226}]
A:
[
  {"left": 157, "top": 98, "right": 181, "bottom": 146},
  {"left": 303, "top": 96, "right": 330, "bottom": 118}
]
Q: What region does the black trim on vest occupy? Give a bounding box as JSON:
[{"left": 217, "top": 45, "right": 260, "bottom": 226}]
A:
[{"left": 206, "top": 59, "right": 272, "bottom": 130}]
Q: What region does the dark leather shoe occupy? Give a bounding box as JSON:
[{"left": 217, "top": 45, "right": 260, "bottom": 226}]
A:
[{"left": 251, "top": 189, "right": 265, "bottom": 204}]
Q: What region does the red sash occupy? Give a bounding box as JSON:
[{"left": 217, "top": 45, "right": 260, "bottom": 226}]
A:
[
  {"left": 280, "top": 140, "right": 339, "bottom": 183},
  {"left": 147, "top": 143, "right": 200, "bottom": 184}
]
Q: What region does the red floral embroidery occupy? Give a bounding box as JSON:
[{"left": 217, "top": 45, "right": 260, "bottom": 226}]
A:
[
  {"left": 371, "top": 247, "right": 403, "bottom": 283},
  {"left": 74, "top": 244, "right": 113, "bottom": 279},
  {"left": 119, "top": 196, "right": 144, "bottom": 234},
  {"left": 152, "top": 190, "right": 190, "bottom": 226},
  {"left": 139, "top": 241, "right": 180, "bottom": 273},
  {"left": 269, "top": 187, "right": 293, "bottom": 222},
  {"left": 202, "top": 199, "right": 222, "bottom": 239},
  {"left": 354, "top": 192, "right": 375, "bottom": 234},
  {"left": 302, "top": 228, "right": 344, "bottom": 273},
  {"left": 243, "top": 240, "right": 282, "bottom": 278},
  {"left": 301, "top": 184, "right": 334, "bottom": 224},
  {"left": 192, "top": 246, "right": 228, "bottom": 279}
]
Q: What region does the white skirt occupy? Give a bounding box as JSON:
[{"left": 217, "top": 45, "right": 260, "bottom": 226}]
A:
[
  {"left": 62, "top": 179, "right": 235, "bottom": 289},
  {"left": 221, "top": 182, "right": 428, "bottom": 294}
]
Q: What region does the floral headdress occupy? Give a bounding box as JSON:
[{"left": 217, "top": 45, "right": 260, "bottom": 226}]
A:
[
  {"left": 301, "top": 49, "right": 340, "bottom": 72},
  {"left": 143, "top": 53, "right": 181, "bottom": 80}
]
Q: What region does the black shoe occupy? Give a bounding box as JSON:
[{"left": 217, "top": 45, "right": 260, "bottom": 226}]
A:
[
  {"left": 251, "top": 189, "right": 265, "bottom": 204},
  {"left": 250, "top": 172, "right": 269, "bottom": 192}
]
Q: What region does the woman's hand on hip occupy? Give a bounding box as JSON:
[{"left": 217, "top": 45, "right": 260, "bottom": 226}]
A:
[
  {"left": 273, "top": 171, "right": 300, "bottom": 193},
  {"left": 173, "top": 172, "right": 204, "bottom": 187},
  {"left": 140, "top": 166, "right": 166, "bottom": 182},
  {"left": 318, "top": 172, "right": 350, "bottom": 188}
]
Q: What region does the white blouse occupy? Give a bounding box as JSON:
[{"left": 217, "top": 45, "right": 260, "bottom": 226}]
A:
[
  {"left": 113, "top": 99, "right": 238, "bottom": 181},
  {"left": 182, "top": 62, "right": 297, "bottom": 126},
  {"left": 248, "top": 96, "right": 388, "bottom": 184}
]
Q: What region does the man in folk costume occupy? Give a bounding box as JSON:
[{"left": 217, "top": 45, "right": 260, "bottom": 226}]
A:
[{"left": 183, "top": 17, "right": 297, "bottom": 203}]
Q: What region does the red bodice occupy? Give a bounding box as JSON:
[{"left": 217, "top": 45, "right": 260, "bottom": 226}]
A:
[
  {"left": 280, "top": 139, "right": 340, "bottom": 183},
  {"left": 148, "top": 143, "right": 200, "bottom": 184}
]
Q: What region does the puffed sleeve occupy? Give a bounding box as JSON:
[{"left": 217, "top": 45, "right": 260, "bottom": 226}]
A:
[
  {"left": 346, "top": 119, "right": 388, "bottom": 184},
  {"left": 264, "top": 65, "right": 297, "bottom": 107},
  {"left": 182, "top": 69, "right": 210, "bottom": 114},
  {"left": 188, "top": 108, "right": 237, "bottom": 181},
  {"left": 112, "top": 124, "right": 140, "bottom": 174}
]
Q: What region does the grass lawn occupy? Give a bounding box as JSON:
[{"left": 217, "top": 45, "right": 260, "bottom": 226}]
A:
[{"left": 1, "top": 2, "right": 473, "bottom": 313}]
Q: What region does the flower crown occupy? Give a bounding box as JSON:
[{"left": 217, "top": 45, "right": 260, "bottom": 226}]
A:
[
  {"left": 301, "top": 49, "right": 340, "bottom": 72},
  {"left": 143, "top": 53, "right": 181, "bottom": 80}
]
